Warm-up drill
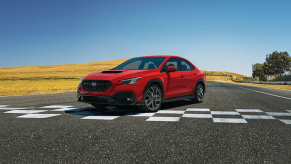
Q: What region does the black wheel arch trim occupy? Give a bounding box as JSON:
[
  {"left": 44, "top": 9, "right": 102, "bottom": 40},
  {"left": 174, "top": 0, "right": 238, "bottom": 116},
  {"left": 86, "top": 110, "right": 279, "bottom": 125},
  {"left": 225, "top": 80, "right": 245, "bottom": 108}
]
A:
[
  {"left": 143, "top": 78, "right": 165, "bottom": 101},
  {"left": 195, "top": 79, "right": 206, "bottom": 94}
]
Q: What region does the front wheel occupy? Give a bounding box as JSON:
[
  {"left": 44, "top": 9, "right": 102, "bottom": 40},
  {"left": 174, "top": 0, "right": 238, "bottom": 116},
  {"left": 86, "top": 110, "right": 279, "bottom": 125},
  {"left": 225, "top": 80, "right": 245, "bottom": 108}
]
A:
[
  {"left": 139, "top": 84, "right": 162, "bottom": 112},
  {"left": 191, "top": 83, "right": 204, "bottom": 103}
]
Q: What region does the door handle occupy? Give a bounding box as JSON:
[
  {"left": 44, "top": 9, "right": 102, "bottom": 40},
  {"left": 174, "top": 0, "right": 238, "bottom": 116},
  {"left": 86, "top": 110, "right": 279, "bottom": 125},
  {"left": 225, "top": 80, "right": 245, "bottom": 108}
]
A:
[
  {"left": 194, "top": 73, "right": 197, "bottom": 75},
  {"left": 180, "top": 74, "right": 185, "bottom": 78}
]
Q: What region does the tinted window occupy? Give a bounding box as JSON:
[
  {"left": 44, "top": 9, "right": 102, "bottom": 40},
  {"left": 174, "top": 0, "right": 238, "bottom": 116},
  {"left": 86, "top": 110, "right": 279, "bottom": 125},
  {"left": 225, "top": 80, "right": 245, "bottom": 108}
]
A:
[
  {"left": 113, "top": 57, "right": 167, "bottom": 70},
  {"left": 161, "top": 57, "right": 180, "bottom": 72},
  {"left": 122, "top": 60, "right": 142, "bottom": 70},
  {"left": 180, "top": 59, "right": 194, "bottom": 71}
]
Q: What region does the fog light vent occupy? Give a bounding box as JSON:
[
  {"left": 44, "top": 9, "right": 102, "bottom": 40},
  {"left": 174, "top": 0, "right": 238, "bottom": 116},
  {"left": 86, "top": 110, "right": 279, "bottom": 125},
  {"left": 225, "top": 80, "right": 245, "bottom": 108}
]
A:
[{"left": 113, "top": 92, "right": 135, "bottom": 104}]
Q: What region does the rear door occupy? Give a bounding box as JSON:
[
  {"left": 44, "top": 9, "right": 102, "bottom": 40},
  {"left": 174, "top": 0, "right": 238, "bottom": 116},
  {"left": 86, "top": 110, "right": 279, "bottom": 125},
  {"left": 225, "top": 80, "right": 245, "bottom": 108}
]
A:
[
  {"left": 161, "top": 57, "right": 186, "bottom": 99},
  {"left": 179, "top": 59, "right": 197, "bottom": 95}
]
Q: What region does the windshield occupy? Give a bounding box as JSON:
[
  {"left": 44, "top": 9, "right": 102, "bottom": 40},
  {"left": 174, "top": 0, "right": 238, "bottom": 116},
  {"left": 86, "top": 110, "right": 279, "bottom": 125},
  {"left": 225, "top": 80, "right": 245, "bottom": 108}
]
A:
[{"left": 113, "top": 57, "right": 167, "bottom": 70}]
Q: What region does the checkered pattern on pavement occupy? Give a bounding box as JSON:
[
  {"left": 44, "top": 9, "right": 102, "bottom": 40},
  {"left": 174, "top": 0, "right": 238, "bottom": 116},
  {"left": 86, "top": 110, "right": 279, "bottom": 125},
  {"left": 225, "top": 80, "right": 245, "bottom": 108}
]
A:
[{"left": 1, "top": 105, "right": 291, "bottom": 124}]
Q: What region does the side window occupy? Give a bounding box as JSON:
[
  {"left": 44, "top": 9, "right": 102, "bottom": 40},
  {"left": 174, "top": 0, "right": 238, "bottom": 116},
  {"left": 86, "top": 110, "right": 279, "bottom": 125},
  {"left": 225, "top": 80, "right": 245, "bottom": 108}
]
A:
[
  {"left": 143, "top": 61, "right": 156, "bottom": 69},
  {"left": 161, "top": 58, "right": 180, "bottom": 72},
  {"left": 180, "top": 59, "right": 194, "bottom": 71}
]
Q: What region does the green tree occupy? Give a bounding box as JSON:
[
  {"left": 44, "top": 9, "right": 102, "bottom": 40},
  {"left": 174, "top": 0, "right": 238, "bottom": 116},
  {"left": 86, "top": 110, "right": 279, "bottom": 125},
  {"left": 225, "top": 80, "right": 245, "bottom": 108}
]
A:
[
  {"left": 252, "top": 63, "right": 266, "bottom": 81},
  {"left": 253, "top": 51, "right": 290, "bottom": 81},
  {"left": 252, "top": 63, "right": 260, "bottom": 78},
  {"left": 265, "top": 55, "right": 274, "bottom": 76},
  {"left": 265, "top": 51, "right": 290, "bottom": 77},
  {"left": 280, "top": 51, "right": 291, "bottom": 73}
]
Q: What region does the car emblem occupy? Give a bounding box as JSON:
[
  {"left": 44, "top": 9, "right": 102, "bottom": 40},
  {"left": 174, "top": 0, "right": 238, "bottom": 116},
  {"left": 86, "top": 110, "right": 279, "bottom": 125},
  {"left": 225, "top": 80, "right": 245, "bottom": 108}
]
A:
[{"left": 91, "top": 82, "right": 97, "bottom": 87}]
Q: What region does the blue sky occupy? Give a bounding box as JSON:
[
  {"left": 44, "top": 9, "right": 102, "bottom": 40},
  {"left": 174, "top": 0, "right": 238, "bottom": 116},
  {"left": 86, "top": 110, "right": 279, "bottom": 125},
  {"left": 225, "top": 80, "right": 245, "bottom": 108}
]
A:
[{"left": 1, "top": 0, "right": 290, "bottom": 76}]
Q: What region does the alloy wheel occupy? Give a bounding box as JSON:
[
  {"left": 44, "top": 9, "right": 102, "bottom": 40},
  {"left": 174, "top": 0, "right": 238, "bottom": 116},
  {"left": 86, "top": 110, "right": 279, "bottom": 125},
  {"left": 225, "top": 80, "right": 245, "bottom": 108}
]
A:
[
  {"left": 197, "top": 84, "right": 204, "bottom": 101},
  {"left": 144, "top": 86, "right": 162, "bottom": 111}
]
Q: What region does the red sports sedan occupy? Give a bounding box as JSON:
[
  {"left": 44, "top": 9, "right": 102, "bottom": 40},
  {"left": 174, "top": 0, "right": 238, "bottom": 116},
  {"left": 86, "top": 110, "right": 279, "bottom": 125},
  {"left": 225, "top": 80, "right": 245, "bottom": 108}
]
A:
[{"left": 77, "top": 55, "right": 206, "bottom": 112}]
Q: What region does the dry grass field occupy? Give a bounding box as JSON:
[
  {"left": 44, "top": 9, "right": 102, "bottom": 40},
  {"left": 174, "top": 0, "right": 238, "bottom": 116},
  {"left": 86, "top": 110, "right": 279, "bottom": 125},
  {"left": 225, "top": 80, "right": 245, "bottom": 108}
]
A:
[
  {"left": 0, "top": 58, "right": 129, "bottom": 96},
  {"left": 206, "top": 76, "right": 291, "bottom": 90},
  {"left": 0, "top": 80, "right": 80, "bottom": 96},
  {"left": 202, "top": 70, "right": 246, "bottom": 78},
  {"left": 0, "top": 58, "right": 290, "bottom": 96},
  {"left": 206, "top": 75, "right": 291, "bottom": 90},
  {"left": 0, "top": 58, "right": 130, "bottom": 80}
]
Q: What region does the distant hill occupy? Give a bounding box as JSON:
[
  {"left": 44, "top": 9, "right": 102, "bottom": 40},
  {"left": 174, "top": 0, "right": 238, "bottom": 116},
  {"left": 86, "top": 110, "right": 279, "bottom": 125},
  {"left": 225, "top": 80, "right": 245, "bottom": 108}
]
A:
[{"left": 0, "top": 58, "right": 130, "bottom": 80}]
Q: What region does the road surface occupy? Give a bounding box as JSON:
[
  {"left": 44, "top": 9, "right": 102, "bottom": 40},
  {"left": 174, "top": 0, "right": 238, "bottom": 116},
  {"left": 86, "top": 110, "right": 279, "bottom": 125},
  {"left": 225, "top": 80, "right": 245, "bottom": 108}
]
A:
[{"left": 0, "top": 81, "right": 291, "bottom": 163}]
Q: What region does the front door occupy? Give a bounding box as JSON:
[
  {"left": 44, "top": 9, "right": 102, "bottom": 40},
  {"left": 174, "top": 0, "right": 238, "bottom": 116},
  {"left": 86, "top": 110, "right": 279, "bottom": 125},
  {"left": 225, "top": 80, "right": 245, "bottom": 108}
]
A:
[{"left": 161, "top": 57, "right": 186, "bottom": 99}]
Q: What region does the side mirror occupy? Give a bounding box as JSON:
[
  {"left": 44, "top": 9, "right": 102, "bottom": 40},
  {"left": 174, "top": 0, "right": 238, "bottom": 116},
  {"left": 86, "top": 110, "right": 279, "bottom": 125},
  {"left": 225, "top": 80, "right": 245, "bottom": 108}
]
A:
[{"left": 167, "top": 66, "right": 177, "bottom": 72}]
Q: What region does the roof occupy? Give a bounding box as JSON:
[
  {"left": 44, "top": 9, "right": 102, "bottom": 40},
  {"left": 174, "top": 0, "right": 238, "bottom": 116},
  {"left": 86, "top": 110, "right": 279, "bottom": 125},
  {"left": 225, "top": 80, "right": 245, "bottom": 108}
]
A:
[{"left": 134, "top": 55, "right": 181, "bottom": 58}]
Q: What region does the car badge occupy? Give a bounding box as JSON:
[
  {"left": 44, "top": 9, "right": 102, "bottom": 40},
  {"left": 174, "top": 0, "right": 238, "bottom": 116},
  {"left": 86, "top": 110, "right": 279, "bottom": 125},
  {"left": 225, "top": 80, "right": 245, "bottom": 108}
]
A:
[{"left": 91, "top": 82, "right": 97, "bottom": 87}]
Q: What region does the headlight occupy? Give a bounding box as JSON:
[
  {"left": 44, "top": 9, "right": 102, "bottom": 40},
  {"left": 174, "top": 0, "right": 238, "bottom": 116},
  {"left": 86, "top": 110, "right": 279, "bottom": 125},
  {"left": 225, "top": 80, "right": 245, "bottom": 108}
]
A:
[
  {"left": 120, "top": 77, "right": 142, "bottom": 85},
  {"left": 80, "top": 77, "right": 84, "bottom": 82}
]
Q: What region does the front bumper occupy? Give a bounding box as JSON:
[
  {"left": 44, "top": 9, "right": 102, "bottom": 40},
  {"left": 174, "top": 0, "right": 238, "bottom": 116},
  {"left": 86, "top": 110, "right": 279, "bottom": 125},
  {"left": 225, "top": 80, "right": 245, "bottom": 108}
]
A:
[{"left": 77, "top": 91, "right": 144, "bottom": 106}]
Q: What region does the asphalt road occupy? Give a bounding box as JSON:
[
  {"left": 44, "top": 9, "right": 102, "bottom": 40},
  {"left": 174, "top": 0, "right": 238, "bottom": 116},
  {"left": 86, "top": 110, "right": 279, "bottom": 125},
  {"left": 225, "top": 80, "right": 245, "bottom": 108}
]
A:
[{"left": 0, "top": 81, "right": 291, "bottom": 163}]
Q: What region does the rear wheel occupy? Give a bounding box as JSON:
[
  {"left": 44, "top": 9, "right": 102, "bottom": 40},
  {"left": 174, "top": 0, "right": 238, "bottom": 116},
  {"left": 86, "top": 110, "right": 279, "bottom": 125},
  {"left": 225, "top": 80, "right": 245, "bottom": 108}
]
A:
[
  {"left": 139, "top": 84, "right": 162, "bottom": 112},
  {"left": 90, "top": 103, "right": 109, "bottom": 111},
  {"left": 191, "top": 83, "right": 204, "bottom": 103}
]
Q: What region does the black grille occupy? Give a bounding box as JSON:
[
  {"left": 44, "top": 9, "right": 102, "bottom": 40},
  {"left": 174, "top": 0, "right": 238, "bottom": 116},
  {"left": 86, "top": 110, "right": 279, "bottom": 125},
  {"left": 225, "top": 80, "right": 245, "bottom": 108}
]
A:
[
  {"left": 83, "top": 95, "right": 115, "bottom": 103},
  {"left": 82, "top": 80, "right": 112, "bottom": 91}
]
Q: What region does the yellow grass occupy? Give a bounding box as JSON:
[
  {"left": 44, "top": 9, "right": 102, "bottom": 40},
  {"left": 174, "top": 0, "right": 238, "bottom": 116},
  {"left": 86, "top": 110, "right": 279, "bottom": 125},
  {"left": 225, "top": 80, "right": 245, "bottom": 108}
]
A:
[
  {"left": 206, "top": 76, "right": 291, "bottom": 91},
  {"left": 0, "top": 58, "right": 130, "bottom": 80},
  {"left": 0, "top": 58, "right": 290, "bottom": 96},
  {"left": 201, "top": 70, "right": 247, "bottom": 82},
  {"left": 206, "top": 76, "right": 235, "bottom": 83},
  {"left": 0, "top": 80, "right": 80, "bottom": 96},
  {"left": 201, "top": 70, "right": 246, "bottom": 78},
  {"left": 0, "top": 58, "right": 129, "bottom": 96}
]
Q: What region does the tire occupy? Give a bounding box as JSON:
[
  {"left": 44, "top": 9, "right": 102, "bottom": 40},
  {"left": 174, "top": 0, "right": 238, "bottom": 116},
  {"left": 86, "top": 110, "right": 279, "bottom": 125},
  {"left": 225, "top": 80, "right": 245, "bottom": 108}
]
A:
[
  {"left": 191, "top": 83, "right": 204, "bottom": 103},
  {"left": 90, "top": 103, "right": 109, "bottom": 111},
  {"left": 139, "top": 84, "right": 163, "bottom": 112}
]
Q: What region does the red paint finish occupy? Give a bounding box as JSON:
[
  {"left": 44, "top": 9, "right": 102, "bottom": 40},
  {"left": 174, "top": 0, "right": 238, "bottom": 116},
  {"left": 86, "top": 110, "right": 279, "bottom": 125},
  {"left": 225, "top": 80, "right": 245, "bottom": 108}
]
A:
[{"left": 78, "top": 55, "right": 206, "bottom": 103}]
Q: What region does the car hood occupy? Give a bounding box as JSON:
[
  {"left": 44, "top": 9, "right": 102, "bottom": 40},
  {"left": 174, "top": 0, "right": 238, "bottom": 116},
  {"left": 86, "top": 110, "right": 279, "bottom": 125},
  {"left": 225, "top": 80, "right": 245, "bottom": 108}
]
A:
[{"left": 84, "top": 70, "right": 153, "bottom": 81}]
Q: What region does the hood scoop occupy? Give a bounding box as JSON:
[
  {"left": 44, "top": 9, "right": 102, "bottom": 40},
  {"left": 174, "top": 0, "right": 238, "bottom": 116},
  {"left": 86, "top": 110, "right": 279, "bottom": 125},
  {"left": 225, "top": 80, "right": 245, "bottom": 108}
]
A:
[{"left": 102, "top": 70, "right": 123, "bottom": 74}]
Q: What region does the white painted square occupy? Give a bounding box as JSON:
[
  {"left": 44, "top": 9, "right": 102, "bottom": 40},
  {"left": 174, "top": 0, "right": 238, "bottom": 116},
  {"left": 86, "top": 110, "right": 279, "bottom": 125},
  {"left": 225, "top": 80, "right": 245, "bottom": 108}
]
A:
[
  {"left": 186, "top": 108, "right": 210, "bottom": 112},
  {"left": 0, "top": 105, "right": 9, "bottom": 107},
  {"left": 81, "top": 116, "right": 120, "bottom": 120},
  {"left": 39, "top": 105, "right": 73, "bottom": 108},
  {"left": 279, "top": 119, "right": 291, "bottom": 124},
  {"left": 235, "top": 109, "right": 263, "bottom": 112},
  {"left": 123, "top": 113, "right": 155, "bottom": 117},
  {"left": 211, "top": 111, "right": 240, "bottom": 115},
  {"left": 0, "top": 107, "right": 28, "bottom": 110},
  {"left": 17, "top": 114, "right": 61, "bottom": 118},
  {"left": 286, "top": 110, "right": 291, "bottom": 113},
  {"left": 182, "top": 114, "right": 212, "bottom": 118},
  {"left": 242, "top": 115, "right": 275, "bottom": 119},
  {"left": 51, "top": 108, "right": 79, "bottom": 111},
  {"left": 213, "top": 118, "right": 247, "bottom": 123},
  {"left": 5, "top": 110, "right": 47, "bottom": 114},
  {"left": 156, "top": 110, "right": 185, "bottom": 114},
  {"left": 146, "top": 117, "right": 180, "bottom": 122},
  {"left": 266, "top": 112, "right": 291, "bottom": 116}
]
